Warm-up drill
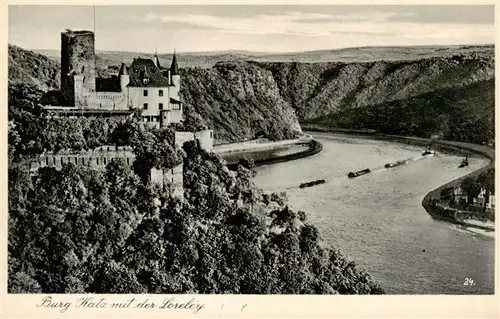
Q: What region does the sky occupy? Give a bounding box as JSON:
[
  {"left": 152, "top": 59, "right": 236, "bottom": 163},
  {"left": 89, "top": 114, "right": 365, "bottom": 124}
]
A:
[{"left": 8, "top": 5, "right": 495, "bottom": 53}]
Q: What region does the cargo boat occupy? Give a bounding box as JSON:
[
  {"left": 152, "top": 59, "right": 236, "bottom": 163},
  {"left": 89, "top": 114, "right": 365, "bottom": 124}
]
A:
[
  {"left": 458, "top": 156, "right": 469, "bottom": 168},
  {"left": 422, "top": 146, "right": 435, "bottom": 156},
  {"left": 384, "top": 160, "right": 407, "bottom": 169},
  {"left": 348, "top": 169, "right": 371, "bottom": 178},
  {"left": 299, "top": 179, "right": 326, "bottom": 188}
]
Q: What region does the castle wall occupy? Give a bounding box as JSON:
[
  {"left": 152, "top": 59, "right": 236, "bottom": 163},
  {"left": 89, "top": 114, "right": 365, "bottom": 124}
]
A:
[
  {"left": 26, "top": 146, "right": 184, "bottom": 197},
  {"left": 175, "top": 130, "right": 214, "bottom": 151},
  {"left": 82, "top": 92, "right": 127, "bottom": 109},
  {"left": 169, "top": 106, "right": 183, "bottom": 124},
  {"left": 28, "top": 147, "right": 135, "bottom": 172}
]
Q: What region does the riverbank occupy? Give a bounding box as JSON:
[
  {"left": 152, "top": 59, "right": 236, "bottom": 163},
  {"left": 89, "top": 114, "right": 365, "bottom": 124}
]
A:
[
  {"left": 213, "top": 135, "right": 322, "bottom": 170},
  {"left": 222, "top": 139, "right": 323, "bottom": 170},
  {"left": 303, "top": 127, "right": 495, "bottom": 232}
]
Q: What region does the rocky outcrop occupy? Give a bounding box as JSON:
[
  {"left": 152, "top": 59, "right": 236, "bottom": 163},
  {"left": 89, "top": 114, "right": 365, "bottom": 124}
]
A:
[{"left": 180, "top": 61, "right": 302, "bottom": 143}]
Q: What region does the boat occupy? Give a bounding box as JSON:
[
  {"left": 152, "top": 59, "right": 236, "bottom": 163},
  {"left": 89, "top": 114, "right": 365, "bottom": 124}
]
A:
[
  {"left": 347, "top": 168, "right": 371, "bottom": 178},
  {"left": 384, "top": 160, "right": 407, "bottom": 169},
  {"left": 299, "top": 179, "right": 326, "bottom": 188},
  {"left": 422, "top": 145, "right": 434, "bottom": 156},
  {"left": 458, "top": 155, "right": 469, "bottom": 168}
]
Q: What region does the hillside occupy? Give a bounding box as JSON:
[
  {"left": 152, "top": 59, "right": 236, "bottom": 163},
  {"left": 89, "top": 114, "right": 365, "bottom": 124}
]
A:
[
  {"left": 310, "top": 80, "right": 495, "bottom": 144},
  {"left": 8, "top": 45, "right": 60, "bottom": 91},
  {"left": 9, "top": 44, "right": 495, "bottom": 144}
]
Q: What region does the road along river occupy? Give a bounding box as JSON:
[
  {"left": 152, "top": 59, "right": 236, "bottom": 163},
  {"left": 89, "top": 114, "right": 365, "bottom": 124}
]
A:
[{"left": 252, "top": 133, "right": 494, "bottom": 294}]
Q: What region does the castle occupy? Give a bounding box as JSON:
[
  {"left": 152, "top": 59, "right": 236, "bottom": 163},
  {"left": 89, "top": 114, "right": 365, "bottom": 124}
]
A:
[
  {"left": 43, "top": 30, "right": 185, "bottom": 130},
  {"left": 35, "top": 29, "right": 215, "bottom": 197}
]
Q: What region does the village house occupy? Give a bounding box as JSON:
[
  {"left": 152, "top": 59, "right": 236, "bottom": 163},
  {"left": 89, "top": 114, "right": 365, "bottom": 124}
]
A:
[{"left": 453, "top": 186, "right": 468, "bottom": 205}]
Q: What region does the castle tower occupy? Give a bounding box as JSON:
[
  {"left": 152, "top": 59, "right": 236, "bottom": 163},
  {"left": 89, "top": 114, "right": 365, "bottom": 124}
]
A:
[
  {"left": 60, "top": 30, "right": 96, "bottom": 107},
  {"left": 119, "top": 62, "right": 129, "bottom": 96}
]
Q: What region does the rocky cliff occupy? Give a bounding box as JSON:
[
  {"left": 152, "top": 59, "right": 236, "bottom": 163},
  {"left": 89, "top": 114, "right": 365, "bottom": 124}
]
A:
[{"left": 180, "top": 62, "right": 302, "bottom": 142}]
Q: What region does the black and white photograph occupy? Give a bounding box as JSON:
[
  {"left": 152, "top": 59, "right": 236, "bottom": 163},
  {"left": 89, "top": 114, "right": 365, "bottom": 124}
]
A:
[{"left": 4, "top": 1, "right": 496, "bottom": 304}]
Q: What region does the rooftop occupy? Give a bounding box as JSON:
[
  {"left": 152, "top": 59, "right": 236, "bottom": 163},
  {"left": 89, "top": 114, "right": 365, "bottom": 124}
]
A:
[{"left": 127, "top": 58, "right": 171, "bottom": 87}]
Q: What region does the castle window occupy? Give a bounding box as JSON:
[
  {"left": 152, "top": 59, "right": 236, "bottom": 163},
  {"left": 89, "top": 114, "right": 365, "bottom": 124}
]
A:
[
  {"left": 159, "top": 103, "right": 163, "bottom": 110},
  {"left": 143, "top": 103, "right": 148, "bottom": 110},
  {"left": 143, "top": 90, "right": 148, "bottom": 96},
  {"left": 159, "top": 90, "right": 163, "bottom": 96},
  {"left": 210, "top": 131, "right": 213, "bottom": 138}
]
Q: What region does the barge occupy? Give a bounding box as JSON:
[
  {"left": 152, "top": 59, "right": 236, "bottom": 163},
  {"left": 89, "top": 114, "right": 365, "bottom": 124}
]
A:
[
  {"left": 384, "top": 160, "right": 408, "bottom": 169},
  {"left": 348, "top": 169, "right": 371, "bottom": 178},
  {"left": 299, "top": 179, "right": 326, "bottom": 188}
]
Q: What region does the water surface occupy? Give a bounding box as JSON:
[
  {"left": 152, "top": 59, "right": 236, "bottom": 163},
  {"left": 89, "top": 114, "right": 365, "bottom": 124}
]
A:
[{"left": 253, "top": 133, "right": 494, "bottom": 294}]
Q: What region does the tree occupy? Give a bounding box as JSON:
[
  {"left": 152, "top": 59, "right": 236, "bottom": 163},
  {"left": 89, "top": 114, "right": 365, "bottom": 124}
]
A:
[{"left": 461, "top": 176, "right": 483, "bottom": 205}]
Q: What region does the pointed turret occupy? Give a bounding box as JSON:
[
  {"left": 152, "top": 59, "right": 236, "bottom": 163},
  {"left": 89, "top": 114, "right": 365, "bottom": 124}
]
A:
[
  {"left": 154, "top": 54, "right": 161, "bottom": 69},
  {"left": 119, "top": 62, "right": 130, "bottom": 93},
  {"left": 170, "top": 51, "right": 179, "bottom": 75},
  {"left": 119, "top": 62, "right": 128, "bottom": 75}
]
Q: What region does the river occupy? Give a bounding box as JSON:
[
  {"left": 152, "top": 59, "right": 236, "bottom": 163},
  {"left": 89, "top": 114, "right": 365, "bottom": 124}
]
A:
[{"left": 252, "top": 133, "right": 494, "bottom": 294}]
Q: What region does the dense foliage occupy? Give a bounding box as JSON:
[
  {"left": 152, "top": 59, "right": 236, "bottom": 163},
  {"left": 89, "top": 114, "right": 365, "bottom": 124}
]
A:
[
  {"left": 8, "top": 142, "right": 384, "bottom": 294},
  {"left": 310, "top": 80, "right": 495, "bottom": 144},
  {"left": 8, "top": 45, "right": 60, "bottom": 91}
]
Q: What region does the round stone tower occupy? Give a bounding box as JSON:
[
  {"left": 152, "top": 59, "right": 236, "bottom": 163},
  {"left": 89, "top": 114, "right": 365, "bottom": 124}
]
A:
[{"left": 60, "top": 30, "right": 96, "bottom": 106}]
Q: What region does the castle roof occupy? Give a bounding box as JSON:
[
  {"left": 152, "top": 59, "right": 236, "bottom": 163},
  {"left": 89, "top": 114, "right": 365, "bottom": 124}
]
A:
[
  {"left": 127, "top": 58, "right": 171, "bottom": 87},
  {"left": 170, "top": 52, "right": 179, "bottom": 75},
  {"left": 118, "top": 63, "right": 128, "bottom": 75}
]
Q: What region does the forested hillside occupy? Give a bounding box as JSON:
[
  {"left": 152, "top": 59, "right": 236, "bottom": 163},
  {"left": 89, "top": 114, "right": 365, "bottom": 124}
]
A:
[{"left": 8, "top": 142, "right": 385, "bottom": 294}]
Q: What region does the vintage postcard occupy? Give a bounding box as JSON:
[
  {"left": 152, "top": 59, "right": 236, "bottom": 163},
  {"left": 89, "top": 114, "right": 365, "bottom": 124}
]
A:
[{"left": 1, "top": 1, "right": 498, "bottom": 318}]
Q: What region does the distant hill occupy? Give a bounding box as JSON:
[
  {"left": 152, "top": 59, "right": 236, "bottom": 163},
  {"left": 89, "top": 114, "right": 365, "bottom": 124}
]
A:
[
  {"left": 10, "top": 44, "right": 495, "bottom": 144},
  {"left": 33, "top": 44, "right": 494, "bottom": 69}
]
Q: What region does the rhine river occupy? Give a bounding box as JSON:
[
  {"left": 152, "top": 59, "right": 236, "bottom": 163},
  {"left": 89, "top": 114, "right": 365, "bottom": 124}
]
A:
[{"left": 252, "top": 133, "right": 494, "bottom": 294}]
